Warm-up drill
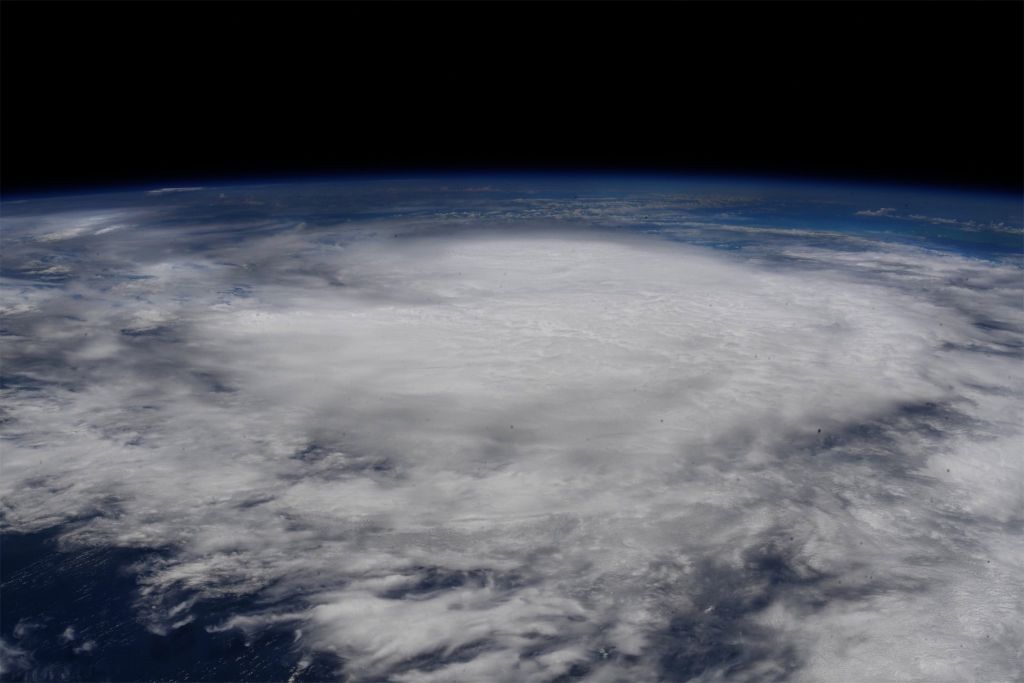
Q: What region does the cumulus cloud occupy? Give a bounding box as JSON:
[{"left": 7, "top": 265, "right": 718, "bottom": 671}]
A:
[
  {"left": 1, "top": 194, "right": 1022, "bottom": 681},
  {"left": 0, "top": 638, "right": 31, "bottom": 676}
]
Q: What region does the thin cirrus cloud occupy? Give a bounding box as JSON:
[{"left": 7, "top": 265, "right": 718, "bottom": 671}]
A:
[
  {"left": 144, "top": 187, "right": 207, "bottom": 196},
  {"left": 856, "top": 207, "right": 1023, "bottom": 234},
  {"left": 0, "top": 194, "right": 1022, "bottom": 682}
]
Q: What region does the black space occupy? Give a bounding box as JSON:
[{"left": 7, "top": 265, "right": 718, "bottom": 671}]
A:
[{"left": 2, "top": 1, "right": 1022, "bottom": 194}]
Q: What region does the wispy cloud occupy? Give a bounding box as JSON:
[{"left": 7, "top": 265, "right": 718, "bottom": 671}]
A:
[
  {"left": 856, "top": 208, "right": 1024, "bottom": 234},
  {"left": 905, "top": 213, "right": 1024, "bottom": 234},
  {"left": 855, "top": 207, "right": 896, "bottom": 217},
  {"left": 145, "top": 187, "right": 205, "bottom": 195}
]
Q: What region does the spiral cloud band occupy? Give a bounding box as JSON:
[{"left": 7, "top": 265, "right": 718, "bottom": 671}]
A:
[{"left": 1, "top": 184, "right": 1021, "bottom": 681}]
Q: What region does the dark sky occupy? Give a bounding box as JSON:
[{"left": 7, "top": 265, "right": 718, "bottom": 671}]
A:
[{"left": 2, "top": 1, "right": 1022, "bottom": 194}]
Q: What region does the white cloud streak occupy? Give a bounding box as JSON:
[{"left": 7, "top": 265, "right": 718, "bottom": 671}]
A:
[
  {"left": 145, "top": 187, "right": 206, "bottom": 195},
  {"left": 856, "top": 207, "right": 1024, "bottom": 234}
]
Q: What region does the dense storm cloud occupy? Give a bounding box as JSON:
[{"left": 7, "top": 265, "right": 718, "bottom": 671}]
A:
[{"left": 1, "top": 184, "right": 1021, "bottom": 681}]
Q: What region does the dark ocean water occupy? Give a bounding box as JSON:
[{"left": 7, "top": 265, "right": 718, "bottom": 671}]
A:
[{"left": 0, "top": 528, "right": 344, "bottom": 682}]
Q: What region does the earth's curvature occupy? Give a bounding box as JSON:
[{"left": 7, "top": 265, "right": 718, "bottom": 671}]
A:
[{"left": 1, "top": 177, "right": 1022, "bottom": 682}]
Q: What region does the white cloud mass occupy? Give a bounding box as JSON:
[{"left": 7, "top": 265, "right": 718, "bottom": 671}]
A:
[{"left": 1, "top": 187, "right": 1022, "bottom": 681}]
